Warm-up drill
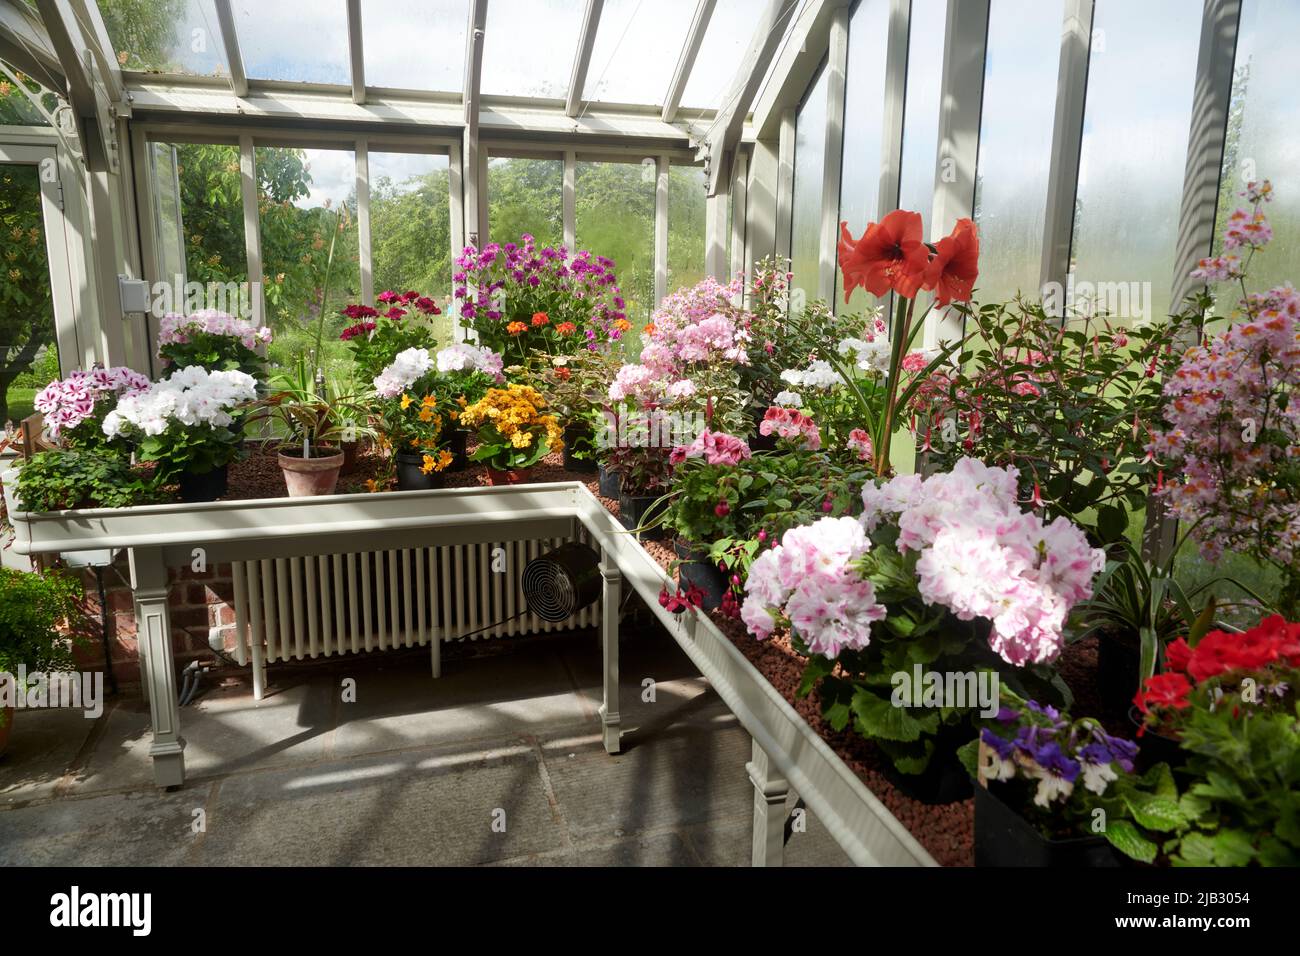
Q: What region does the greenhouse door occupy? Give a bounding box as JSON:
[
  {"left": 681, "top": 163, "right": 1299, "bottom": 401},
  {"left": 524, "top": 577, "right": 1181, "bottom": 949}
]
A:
[{"left": 0, "top": 142, "right": 80, "bottom": 430}]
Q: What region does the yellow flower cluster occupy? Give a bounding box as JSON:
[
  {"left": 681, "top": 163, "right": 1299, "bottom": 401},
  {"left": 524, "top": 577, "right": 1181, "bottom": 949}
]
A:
[
  {"left": 460, "top": 384, "right": 563, "bottom": 452},
  {"left": 421, "top": 449, "right": 454, "bottom": 474}
]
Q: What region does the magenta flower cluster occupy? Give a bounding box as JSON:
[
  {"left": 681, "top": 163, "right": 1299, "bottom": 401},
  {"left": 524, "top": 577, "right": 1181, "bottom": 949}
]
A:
[{"left": 34, "top": 366, "right": 150, "bottom": 440}]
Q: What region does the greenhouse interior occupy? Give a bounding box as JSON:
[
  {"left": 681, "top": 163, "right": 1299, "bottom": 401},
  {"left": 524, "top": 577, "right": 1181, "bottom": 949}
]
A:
[{"left": 0, "top": 0, "right": 1296, "bottom": 883}]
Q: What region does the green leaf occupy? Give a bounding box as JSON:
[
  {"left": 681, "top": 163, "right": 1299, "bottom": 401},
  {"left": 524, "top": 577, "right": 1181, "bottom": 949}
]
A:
[
  {"left": 1103, "top": 820, "right": 1158, "bottom": 864},
  {"left": 1212, "top": 828, "right": 1257, "bottom": 867},
  {"left": 1123, "top": 792, "right": 1186, "bottom": 832},
  {"left": 850, "top": 688, "right": 935, "bottom": 742},
  {"left": 1175, "top": 831, "right": 1216, "bottom": 866}
]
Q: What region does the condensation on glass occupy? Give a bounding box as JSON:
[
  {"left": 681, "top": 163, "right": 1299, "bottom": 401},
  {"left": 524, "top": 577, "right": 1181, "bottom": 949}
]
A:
[
  {"left": 361, "top": 0, "right": 469, "bottom": 92},
  {"left": 790, "top": 61, "right": 828, "bottom": 309},
  {"left": 896, "top": 0, "right": 947, "bottom": 227},
  {"left": 487, "top": 156, "right": 564, "bottom": 249},
  {"left": 972, "top": 0, "right": 1063, "bottom": 305},
  {"left": 835, "top": 0, "right": 890, "bottom": 312},
  {"left": 575, "top": 160, "right": 655, "bottom": 327},
  {"left": 668, "top": 164, "right": 707, "bottom": 294},
  {"left": 1068, "top": 0, "right": 1200, "bottom": 326}
]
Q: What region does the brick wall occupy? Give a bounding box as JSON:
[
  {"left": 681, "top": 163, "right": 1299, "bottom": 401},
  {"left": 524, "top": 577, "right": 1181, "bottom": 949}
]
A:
[{"left": 70, "top": 555, "right": 238, "bottom": 685}]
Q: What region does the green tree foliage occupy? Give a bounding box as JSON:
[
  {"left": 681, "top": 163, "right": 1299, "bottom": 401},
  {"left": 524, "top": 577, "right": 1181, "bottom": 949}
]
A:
[
  {"left": 574, "top": 162, "right": 657, "bottom": 326},
  {"left": 0, "top": 164, "right": 54, "bottom": 423},
  {"left": 97, "top": 0, "right": 185, "bottom": 72},
  {"left": 487, "top": 158, "right": 563, "bottom": 249}
]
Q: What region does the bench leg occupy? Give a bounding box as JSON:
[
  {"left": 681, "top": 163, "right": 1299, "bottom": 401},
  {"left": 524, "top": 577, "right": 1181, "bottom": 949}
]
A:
[
  {"left": 598, "top": 552, "right": 621, "bottom": 754},
  {"left": 130, "top": 548, "right": 186, "bottom": 789},
  {"left": 747, "top": 739, "right": 789, "bottom": 867}
]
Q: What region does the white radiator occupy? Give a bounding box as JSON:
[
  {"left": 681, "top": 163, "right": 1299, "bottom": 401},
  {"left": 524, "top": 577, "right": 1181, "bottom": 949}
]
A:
[{"left": 226, "top": 532, "right": 601, "bottom": 666}]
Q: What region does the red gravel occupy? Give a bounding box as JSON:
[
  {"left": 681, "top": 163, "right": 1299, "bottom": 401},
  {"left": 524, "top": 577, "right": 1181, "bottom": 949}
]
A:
[{"left": 217, "top": 442, "right": 1126, "bottom": 867}]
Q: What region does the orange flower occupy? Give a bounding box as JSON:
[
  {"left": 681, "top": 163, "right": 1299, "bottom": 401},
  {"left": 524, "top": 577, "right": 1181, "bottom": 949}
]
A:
[
  {"left": 506, "top": 321, "right": 528, "bottom": 335},
  {"left": 556, "top": 321, "right": 576, "bottom": 336},
  {"left": 612, "top": 319, "right": 631, "bottom": 333},
  {"left": 923, "top": 218, "right": 979, "bottom": 307},
  {"left": 555, "top": 367, "right": 571, "bottom": 380},
  {"left": 838, "top": 209, "right": 929, "bottom": 300},
  {"left": 531, "top": 311, "right": 550, "bottom": 327},
  {"left": 643, "top": 323, "right": 656, "bottom": 336}
]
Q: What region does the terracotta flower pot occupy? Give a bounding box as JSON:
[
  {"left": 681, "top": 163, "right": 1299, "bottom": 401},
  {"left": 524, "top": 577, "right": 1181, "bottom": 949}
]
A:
[
  {"left": 486, "top": 466, "right": 533, "bottom": 485},
  {"left": 278, "top": 446, "right": 344, "bottom": 497}
]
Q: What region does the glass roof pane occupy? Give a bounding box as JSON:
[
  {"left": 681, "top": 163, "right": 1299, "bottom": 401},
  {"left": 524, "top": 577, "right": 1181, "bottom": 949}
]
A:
[
  {"left": 97, "top": 0, "right": 229, "bottom": 76},
  {"left": 232, "top": 0, "right": 350, "bottom": 85},
  {"left": 582, "top": 0, "right": 694, "bottom": 106},
  {"left": 481, "top": 0, "right": 582, "bottom": 99},
  {"left": 362, "top": 0, "right": 468, "bottom": 91},
  {"left": 679, "top": 0, "right": 753, "bottom": 110}
]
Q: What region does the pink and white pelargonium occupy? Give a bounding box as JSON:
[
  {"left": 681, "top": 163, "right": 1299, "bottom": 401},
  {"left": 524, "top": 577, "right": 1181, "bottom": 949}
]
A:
[
  {"left": 157, "top": 310, "right": 272, "bottom": 354},
  {"left": 742, "top": 458, "right": 1101, "bottom": 665},
  {"left": 434, "top": 343, "right": 505, "bottom": 381},
  {"left": 103, "top": 366, "right": 257, "bottom": 438},
  {"left": 34, "top": 366, "right": 150, "bottom": 440},
  {"left": 758, "top": 406, "right": 821, "bottom": 450},
  {"left": 741, "top": 516, "right": 887, "bottom": 658},
  {"left": 669, "top": 428, "right": 752, "bottom": 467}
]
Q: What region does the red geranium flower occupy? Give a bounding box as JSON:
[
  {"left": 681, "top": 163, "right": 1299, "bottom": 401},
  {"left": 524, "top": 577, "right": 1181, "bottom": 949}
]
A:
[
  {"left": 1134, "top": 671, "right": 1191, "bottom": 715},
  {"left": 838, "top": 209, "right": 929, "bottom": 300},
  {"left": 1187, "top": 626, "right": 1281, "bottom": 682},
  {"left": 1164, "top": 636, "right": 1192, "bottom": 672},
  {"left": 923, "top": 217, "right": 980, "bottom": 306}
]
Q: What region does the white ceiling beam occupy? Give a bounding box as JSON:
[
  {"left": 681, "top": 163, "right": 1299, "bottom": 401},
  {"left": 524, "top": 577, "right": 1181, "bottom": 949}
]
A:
[
  {"left": 463, "top": 0, "right": 487, "bottom": 125},
  {"left": 346, "top": 0, "right": 365, "bottom": 105},
  {"left": 33, "top": 0, "right": 108, "bottom": 167},
  {"left": 750, "top": 0, "right": 847, "bottom": 141},
  {"left": 662, "top": 0, "right": 715, "bottom": 123},
  {"left": 699, "top": 0, "right": 799, "bottom": 195},
  {"left": 0, "top": 3, "right": 66, "bottom": 92},
  {"left": 565, "top": 0, "right": 604, "bottom": 118},
  {"left": 69, "top": 0, "right": 125, "bottom": 105},
  {"left": 212, "top": 0, "right": 248, "bottom": 98}
]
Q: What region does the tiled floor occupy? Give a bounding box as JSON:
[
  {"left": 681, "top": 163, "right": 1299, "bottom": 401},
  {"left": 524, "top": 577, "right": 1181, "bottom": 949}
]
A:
[{"left": 0, "top": 627, "right": 851, "bottom": 866}]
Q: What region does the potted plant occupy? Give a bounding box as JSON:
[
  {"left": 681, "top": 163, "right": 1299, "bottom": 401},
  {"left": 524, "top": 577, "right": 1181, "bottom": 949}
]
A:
[
  {"left": 101, "top": 366, "right": 258, "bottom": 502},
  {"left": 426, "top": 343, "right": 505, "bottom": 470},
  {"left": 0, "top": 567, "right": 82, "bottom": 756},
  {"left": 526, "top": 348, "right": 621, "bottom": 475},
  {"left": 251, "top": 359, "right": 374, "bottom": 497},
  {"left": 740, "top": 458, "right": 1103, "bottom": 793},
  {"left": 960, "top": 690, "right": 1175, "bottom": 867},
  {"left": 10, "top": 449, "right": 164, "bottom": 512},
  {"left": 370, "top": 347, "right": 457, "bottom": 491},
  {"left": 156, "top": 310, "right": 272, "bottom": 380},
  {"left": 32, "top": 366, "right": 151, "bottom": 452},
  {"left": 452, "top": 234, "right": 630, "bottom": 362},
  {"left": 1133, "top": 614, "right": 1300, "bottom": 865},
  {"left": 458, "top": 383, "right": 563, "bottom": 485}
]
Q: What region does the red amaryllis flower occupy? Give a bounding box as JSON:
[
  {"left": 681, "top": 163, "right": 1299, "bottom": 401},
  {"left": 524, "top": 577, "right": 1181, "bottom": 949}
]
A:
[
  {"left": 923, "top": 217, "right": 979, "bottom": 306},
  {"left": 1134, "top": 671, "right": 1191, "bottom": 715},
  {"left": 838, "top": 209, "right": 929, "bottom": 300}
]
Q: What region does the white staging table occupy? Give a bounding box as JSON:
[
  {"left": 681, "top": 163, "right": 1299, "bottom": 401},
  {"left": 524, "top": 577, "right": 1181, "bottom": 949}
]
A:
[{"left": 2, "top": 475, "right": 935, "bottom": 867}]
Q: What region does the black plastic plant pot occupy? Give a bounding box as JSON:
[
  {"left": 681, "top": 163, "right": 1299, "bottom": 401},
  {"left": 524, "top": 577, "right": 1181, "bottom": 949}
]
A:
[
  {"left": 884, "top": 743, "right": 974, "bottom": 805},
  {"left": 446, "top": 430, "right": 469, "bottom": 471},
  {"left": 974, "top": 782, "right": 1122, "bottom": 867},
  {"left": 673, "top": 538, "right": 728, "bottom": 611},
  {"left": 1097, "top": 629, "right": 1141, "bottom": 716},
  {"left": 395, "top": 451, "right": 445, "bottom": 491},
  {"left": 177, "top": 463, "right": 228, "bottom": 503},
  {"left": 562, "top": 423, "right": 598, "bottom": 473},
  {"left": 598, "top": 463, "right": 621, "bottom": 499},
  {"left": 1127, "top": 706, "right": 1184, "bottom": 773},
  {"left": 618, "top": 492, "right": 668, "bottom": 541}
]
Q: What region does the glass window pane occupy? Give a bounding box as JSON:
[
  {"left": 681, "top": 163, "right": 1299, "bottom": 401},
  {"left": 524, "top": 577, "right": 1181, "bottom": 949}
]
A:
[
  {"left": 0, "top": 67, "right": 55, "bottom": 125},
  {"left": 0, "top": 163, "right": 59, "bottom": 423},
  {"left": 233, "top": 0, "right": 350, "bottom": 84},
  {"left": 680, "top": 0, "right": 754, "bottom": 111},
  {"left": 256, "top": 146, "right": 359, "bottom": 372},
  {"left": 167, "top": 143, "right": 247, "bottom": 296},
  {"left": 790, "top": 63, "right": 828, "bottom": 306},
  {"left": 98, "top": 0, "right": 228, "bottom": 76},
  {"left": 972, "top": 0, "right": 1063, "bottom": 304},
  {"left": 583, "top": 0, "right": 693, "bottom": 105},
  {"left": 668, "top": 164, "right": 707, "bottom": 295},
  {"left": 488, "top": 156, "right": 564, "bottom": 248},
  {"left": 362, "top": 0, "right": 468, "bottom": 92},
  {"left": 575, "top": 160, "right": 654, "bottom": 326},
  {"left": 835, "top": 0, "right": 890, "bottom": 311},
  {"left": 1068, "top": 0, "right": 1200, "bottom": 324},
  {"left": 482, "top": 0, "right": 582, "bottom": 99},
  {"left": 896, "top": 0, "right": 947, "bottom": 221},
  {"left": 370, "top": 151, "right": 453, "bottom": 343},
  {"left": 1208, "top": 0, "right": 1300, "bottom": 315}
]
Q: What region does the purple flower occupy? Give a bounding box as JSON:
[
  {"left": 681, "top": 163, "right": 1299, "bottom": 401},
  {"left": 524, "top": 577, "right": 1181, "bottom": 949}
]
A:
[
  {"left": 1033, "top": 742, "right": 1080, "bottom": 783},
  {"left": 981, "top": 728, "right": 1015, "bottom": 759}
]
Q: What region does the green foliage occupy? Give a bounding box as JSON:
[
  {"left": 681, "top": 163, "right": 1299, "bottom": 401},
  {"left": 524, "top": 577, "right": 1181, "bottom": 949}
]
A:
[
  {"left": 0, "top": 163, "right": 55, "bottom": 422},
  {"left": 96, "top": 0, "right": 185, "bottom": 72},
  {"left": 916, "top": 299, "right": 1190, "bottom": 543},
  {"left": 0, "top": 568, "right": 83, "bottom": 696},
  {"left": 13, "top": 451, "right": 165, "bottom": 512},
  {"left": 158, "top": 329, "right": 267, "bottom": 378},
  {"left": 488, "top": 159, "right": 563, "bottom": 250}
]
